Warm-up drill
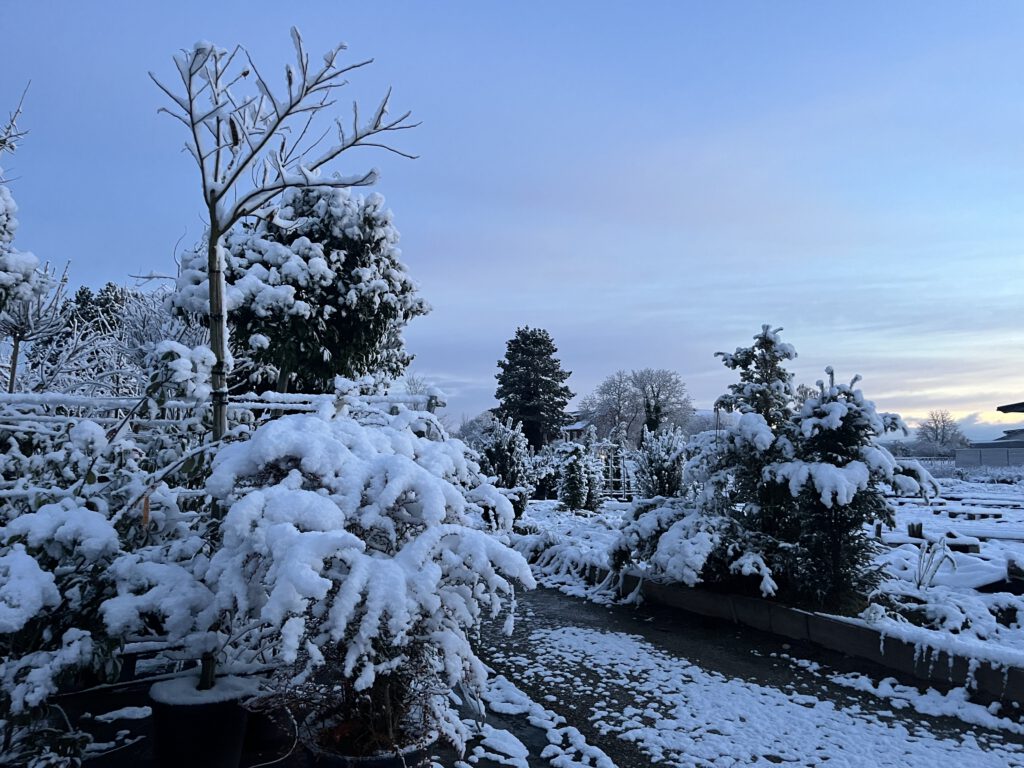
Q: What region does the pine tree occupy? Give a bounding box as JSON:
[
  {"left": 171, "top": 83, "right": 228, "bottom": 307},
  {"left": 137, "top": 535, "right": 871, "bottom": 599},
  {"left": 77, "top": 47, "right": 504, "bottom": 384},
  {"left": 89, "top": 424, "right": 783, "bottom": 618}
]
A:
[
  {"left": 558, "top": 443, "right": 589, "bottom": 512},
  {"left": 494, "top": 327, "right": 573, "bottom": 448}
]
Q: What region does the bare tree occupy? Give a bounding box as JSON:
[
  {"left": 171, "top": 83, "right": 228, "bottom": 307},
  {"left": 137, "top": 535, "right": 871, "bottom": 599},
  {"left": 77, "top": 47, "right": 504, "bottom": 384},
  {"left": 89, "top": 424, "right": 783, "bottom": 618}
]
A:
[
  {"left": 915, "top": 409, "right": 968, "bottom": 457},
  {"left": 578, "top": 370, "right": 643, "bottom": 442},
  {"left": 401, "top": 371, "right": 429, "bottom": 396},
  {"left": 152, "top": 28, "right": 416, "bottom": 441},
  {"left": 579, "top": 368, "right": 695, "bottom": 445},
  {"left": 630, "top": 368, "right": 694, "bottom": 436}
]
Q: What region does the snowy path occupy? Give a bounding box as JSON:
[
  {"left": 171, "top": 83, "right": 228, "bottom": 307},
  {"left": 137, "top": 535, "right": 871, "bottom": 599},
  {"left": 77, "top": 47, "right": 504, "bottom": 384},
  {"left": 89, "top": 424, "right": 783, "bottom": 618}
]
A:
[{"left": 480, "top": 588, "right": 1024, "bottom": 767}]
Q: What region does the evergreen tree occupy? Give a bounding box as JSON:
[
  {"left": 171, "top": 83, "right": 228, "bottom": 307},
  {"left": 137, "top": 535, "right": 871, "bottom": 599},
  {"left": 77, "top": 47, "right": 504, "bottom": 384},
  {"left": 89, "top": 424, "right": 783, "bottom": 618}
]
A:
[
  {"left": 478, "top": 417, "right": 535, "bottom": 519},
  {"left": 558, "top": 443, "right": 589, "bottom": 512},
  {"left": 634, "top": 426, "right": 688, "bottom": 498},
  {"left": 173, "top": 187, "right": 428, "bottom": 393},
  {"left": 494, "top": 326, "right": 572, "bottom": 448},
  {"left": 776, "top": 368, "right": 907, "bottom": 609},
  {"left": 0, "top": 110, "right": 45, "bottom": 315},
  {"left": 712, "top": 325, "right": 800, "bottom": 541},
  {"left": 581, "top": 426, "right": 605, "bottom": 512},
  {"left": 530, "top": 443, "right": 562, "bottom": 500},
  {"left": 616, "top": 325, "right": 939, "bottom": 610}
]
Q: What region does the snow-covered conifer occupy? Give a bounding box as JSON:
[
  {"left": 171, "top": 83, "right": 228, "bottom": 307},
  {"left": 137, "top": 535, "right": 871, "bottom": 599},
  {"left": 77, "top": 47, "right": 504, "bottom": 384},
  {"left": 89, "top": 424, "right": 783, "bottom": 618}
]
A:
[
  {"left": 0, "top": 98, "right": 45, "bottom": 316},
  {"left": 494, "top": 327, "right": 573, "bottom": 448},
  {"left": 634, "top": 426, "right": 688, "bottom": 498},
  {"left": 558, "top": 443, "right": 590, "bottom": 512},
  {"left": 173, "top": 187, "right": 428, "bottom": 392},
  {"left": 772, "top": 368, "right": 938, "bottom": 608},
  {"left": 477, "top": 417, "right": 535, "bottom": 519}
]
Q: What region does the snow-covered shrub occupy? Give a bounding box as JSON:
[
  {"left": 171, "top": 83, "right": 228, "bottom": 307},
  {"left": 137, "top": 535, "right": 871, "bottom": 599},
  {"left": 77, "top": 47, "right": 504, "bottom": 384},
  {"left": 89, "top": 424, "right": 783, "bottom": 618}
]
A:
[
  {"left": 201, "top": 404, "right": 533, "bottom": 755},
  {"left": 613, "top": 497, "right": 742, "bottom": 585},
  {"left": 476, "top": 416, "right": 535, "bottom": 520},
  {"left": 173, "top": 187, "right": 429, "bottom": 393},
  {"left": 0, "top": 382, "right": 224, "bottom": 763},
  {"left": 633, "top": 426, "right": 687, "bottom": 498}
]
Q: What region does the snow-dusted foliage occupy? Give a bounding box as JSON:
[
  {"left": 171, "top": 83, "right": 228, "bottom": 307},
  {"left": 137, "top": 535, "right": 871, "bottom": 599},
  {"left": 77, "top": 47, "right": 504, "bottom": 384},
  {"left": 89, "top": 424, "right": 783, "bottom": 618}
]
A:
[
  {"left": 201, "top": 404, "right": 533, "bottom": 755},
  {"left": 773, "top": 368, "right": 938, "bottom": 607},
  {"left": 633, "top": 426, "right": 688, "bottom": 498},
  {"left": 558, "top": 443, "right": 590, "bottom": 512},
  {"left": 0, "top": 399, "right": 212, "bottom": 763},
  {"left": 153, "top": 27, "right": 416, "bottom": 439},
  {"left": 472, "top": 415, "right": 535, "bottom": 520},
  {"left": 5, "top": 281, "right": 208, "bottom": 397},
  {"left": 0, "top": 180, "right": 45, "bottom": 315},
  {"left": 172, "top": 187, "right": 428, "bottom": 392},
  {"left": 615, "top": 326, "right": 936, "bottom": 609},
  {"left": 530, "top": 442, "right": 563, "bottom": 501}
]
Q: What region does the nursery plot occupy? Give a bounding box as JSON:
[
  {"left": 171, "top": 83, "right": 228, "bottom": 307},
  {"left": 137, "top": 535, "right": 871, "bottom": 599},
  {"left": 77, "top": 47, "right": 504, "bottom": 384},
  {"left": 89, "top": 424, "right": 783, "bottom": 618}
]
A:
[{"left": 482, "top": 588, "right": 1024, "bottom": 767}]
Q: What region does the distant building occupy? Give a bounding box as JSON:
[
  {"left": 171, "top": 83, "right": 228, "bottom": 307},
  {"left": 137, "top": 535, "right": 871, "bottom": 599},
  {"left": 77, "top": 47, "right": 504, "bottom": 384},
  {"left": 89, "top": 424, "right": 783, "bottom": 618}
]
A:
[
  {"left": 561, "top": 415, "right": 590, "bottom": 443},
  {"left": 955, "top": 401, "right": 1024, "bottom": 467}
]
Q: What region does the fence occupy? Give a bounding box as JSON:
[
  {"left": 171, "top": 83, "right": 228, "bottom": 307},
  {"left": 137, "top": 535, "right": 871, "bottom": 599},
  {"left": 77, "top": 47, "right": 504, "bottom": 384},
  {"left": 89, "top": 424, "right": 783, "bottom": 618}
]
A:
[{"left": 0, "top": 389, "right": 444, "bottom": 501}]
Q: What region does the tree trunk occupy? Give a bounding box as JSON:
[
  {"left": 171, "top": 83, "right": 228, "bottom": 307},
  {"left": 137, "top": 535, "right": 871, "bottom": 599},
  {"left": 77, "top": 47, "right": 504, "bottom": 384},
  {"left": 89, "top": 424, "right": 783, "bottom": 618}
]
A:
[
  {"left": 275, "top": 361, "right": 291, "bottom": 393},
  {"left": 207, "top": 224, "right": 229, "bottom": 443},
  {"left": 6, "top": 335, "right": 19, "bottom": 394}
]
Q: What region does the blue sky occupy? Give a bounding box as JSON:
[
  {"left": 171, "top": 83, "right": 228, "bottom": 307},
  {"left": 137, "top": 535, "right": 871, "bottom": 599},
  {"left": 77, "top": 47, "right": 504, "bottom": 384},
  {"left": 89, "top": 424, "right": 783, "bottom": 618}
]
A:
[{"left": 3, "top": 2, "right": 1024, "bottom": 437}]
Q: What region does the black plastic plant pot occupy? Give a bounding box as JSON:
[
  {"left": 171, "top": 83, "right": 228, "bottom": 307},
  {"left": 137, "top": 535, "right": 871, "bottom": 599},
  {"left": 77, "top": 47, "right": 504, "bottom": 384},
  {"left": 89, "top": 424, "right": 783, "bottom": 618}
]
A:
[
  {"left": 301, "top": 715, "right": 435, "bottom": 768},
  {"left": 149, "top": 677, "right": 253, "bottom": 768}
]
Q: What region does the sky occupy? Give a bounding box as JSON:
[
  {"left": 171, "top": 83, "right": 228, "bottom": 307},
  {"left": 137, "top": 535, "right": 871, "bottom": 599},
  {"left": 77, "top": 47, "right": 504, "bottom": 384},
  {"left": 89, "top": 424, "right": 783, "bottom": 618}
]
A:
[{"left": 2, "top": 1, "right": 1024, "bottom": 439}]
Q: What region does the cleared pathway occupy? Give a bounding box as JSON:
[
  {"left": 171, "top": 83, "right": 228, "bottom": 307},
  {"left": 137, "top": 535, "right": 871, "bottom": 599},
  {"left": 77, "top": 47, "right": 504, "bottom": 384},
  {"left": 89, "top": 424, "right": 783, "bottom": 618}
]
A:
[{"left": 478, "top": 587, "right": 1024, "bottom": 767}]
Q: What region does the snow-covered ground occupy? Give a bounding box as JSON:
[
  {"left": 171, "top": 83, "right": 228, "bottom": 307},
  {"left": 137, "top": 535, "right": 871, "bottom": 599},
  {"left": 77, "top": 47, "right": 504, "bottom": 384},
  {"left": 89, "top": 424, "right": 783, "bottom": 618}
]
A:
[
  {"left": 482, "top": 587, "right": 1024, "bottom": 767},
  {"left": 515, "top": 479, "right": 1024, "bottom": 686}
]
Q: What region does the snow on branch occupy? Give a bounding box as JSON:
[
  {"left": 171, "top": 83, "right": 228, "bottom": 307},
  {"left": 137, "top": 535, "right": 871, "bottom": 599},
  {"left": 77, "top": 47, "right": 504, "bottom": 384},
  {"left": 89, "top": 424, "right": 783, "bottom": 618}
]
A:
[{"left": 149, "top": 28, "right": 417, "bottom": 232}]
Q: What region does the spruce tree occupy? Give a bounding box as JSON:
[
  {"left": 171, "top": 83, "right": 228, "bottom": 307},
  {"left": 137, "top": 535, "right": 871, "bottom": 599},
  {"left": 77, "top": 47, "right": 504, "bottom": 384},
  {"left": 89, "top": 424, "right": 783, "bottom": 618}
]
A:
[
  {"left": 777, "top": 368, "right": 901, "bottom": 609},
  {"left": 712, "top": 325, "right": 800, "bottom": 541},
  {"left": 494, "top": 327, "right": 573, "bottom": 448}
]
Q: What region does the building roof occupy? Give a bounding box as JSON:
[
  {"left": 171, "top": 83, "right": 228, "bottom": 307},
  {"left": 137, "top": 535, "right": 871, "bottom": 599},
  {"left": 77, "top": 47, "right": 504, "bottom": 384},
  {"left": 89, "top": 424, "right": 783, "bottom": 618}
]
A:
[{"left": 997, "top": 401, "right": 1024, "bottom": 413}]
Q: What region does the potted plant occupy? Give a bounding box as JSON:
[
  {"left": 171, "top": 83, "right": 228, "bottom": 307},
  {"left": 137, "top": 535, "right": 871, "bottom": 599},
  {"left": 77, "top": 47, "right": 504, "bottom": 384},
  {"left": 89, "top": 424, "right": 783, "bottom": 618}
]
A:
[{"left": 201, "top": 397, "right": 534, "bottom": 765}]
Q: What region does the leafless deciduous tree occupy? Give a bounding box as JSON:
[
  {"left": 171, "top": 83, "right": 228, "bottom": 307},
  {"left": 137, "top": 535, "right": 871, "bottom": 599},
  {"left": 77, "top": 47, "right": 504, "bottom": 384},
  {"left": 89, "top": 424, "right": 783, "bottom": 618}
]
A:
[
  {"left": 578, "top": 370, "right": 643, "bottom": 442},
  {"left": 915, "top": 409, "right": 968, "bottom": 456},
  {"left": 152, "top": 28, "right": 416, "bottom": 440},
  {"left": 580, "top": 368, "right": 694, "bottom": 445}
]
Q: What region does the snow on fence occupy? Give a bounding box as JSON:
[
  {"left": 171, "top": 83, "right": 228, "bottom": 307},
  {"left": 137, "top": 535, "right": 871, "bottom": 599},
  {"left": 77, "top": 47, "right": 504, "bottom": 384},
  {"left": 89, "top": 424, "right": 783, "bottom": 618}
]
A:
[{"left": 0, "top": 389, "right": 445, "bottom": 499}]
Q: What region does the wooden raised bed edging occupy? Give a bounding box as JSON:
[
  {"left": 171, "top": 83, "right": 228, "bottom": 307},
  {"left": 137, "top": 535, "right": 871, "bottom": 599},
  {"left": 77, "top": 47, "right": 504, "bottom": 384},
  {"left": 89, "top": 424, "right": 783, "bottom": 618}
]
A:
[{"left": 586, "top": 566, "right": 1024, "bottom": 703}]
